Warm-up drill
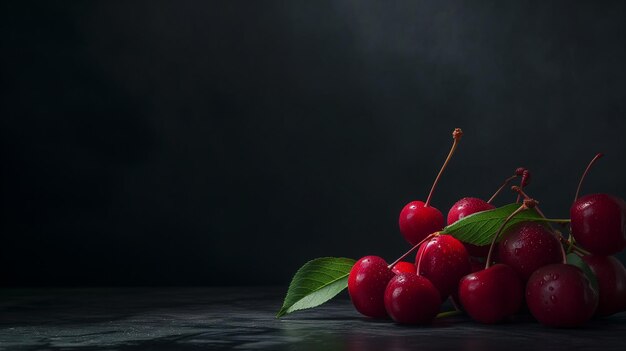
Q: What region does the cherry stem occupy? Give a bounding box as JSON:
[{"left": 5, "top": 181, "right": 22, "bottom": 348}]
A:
[
  {"left": 487, "top": 175, "right": 518, "bottom": 204},
  {"left": 574, "top": 153, "right": 604, "bottom": 202},
  {"left": 424, "top": 128, "right": 463, "bottom": 207},
  {"left": 485, "top": 200, "right": 536, "bottom": 269},
  {"left": 566, "top": 223, "right": 578, "bottom": 247},
  {"left": 515, "top": 178, "right": 523, "bottom": 203},
  {"left": 566, "top": 231, "right": 576, "bottom": 247},
  {"left": 388, "top": 232, "right": 439, "bottom": 269},
  {"left": 559, "top": 238, "right": 567, "bottom": 264},
  {"left": 573, "top": 247, "right": 590, "bottom": 256},
  {"left": 511, "top": 186, "right": 548, "bottom": 219},
  {"left": 516, "top": 171, "right": 531, "bottom": 203},
  {"left": 415, "top": 239, "right": 430, "bottom": 276},
  {"left": 512, "top": 187, "right": 572, "bottom": 224},
  {"left": 557, "top": 233, "right": 591, "bottom": 256}
]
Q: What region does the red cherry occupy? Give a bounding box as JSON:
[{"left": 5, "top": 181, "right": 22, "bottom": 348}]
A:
[
  {"left": 569, "top": 153, "right": 626, "bottom": 255},
  {"left": 399, "top": 128, "right": 463, "bottom": 246},
  {"left": 458, "top": 264, "right": 524, "bottom": 324},
  {"left": 399, "top": 202, "right": 444, "bottom": 246},
  {"left": 570, "top": 194, "right": 626, "bottom": 255},
  {"left": 348, "top": 256, "right": 395, "bottom": 319},
  {"left": 526, "top": 264, "right": 598, "bottom": 327},
  {"left": 391, "top": 261, "right": 417, "bottom": 275},
  {"left": 415, "top": 235, "right": 471, "bottom": 300},
  {"left": 447, "top": 197, "right": 495, "bottom": 225},
  {"left": 447, "top": 197, "right": 495, "bottom": 257},
  {"left": 497, "top": 222, "right": 563, "bottom": 281},
  {"left": 384, "top": 273, "right": 442, "bottom": 324},
  {"left": 582, "top": 255, "right": 626, "bottom": 316}
]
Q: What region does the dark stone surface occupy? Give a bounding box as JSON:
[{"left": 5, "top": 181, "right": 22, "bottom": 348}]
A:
[{"left": 1, "top": 288, "right": 624, "bottom": 350}]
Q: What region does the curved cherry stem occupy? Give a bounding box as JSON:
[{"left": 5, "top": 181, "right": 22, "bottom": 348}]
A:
[
  {"left": 485, "top": 200, "right": 537, "bottom": 269},
  {"left": 574, "top": 153, "right": 603, "bottom": 202},
  {"left": 558, "top": 235, "right": 568, "bottom": 264},
  {"left": 415, "top": 243, "right": 428, "bottom": 276},
  {"left": 487, "top": 175, "right": 518, "bottom": 204},
  {"left": 425, "top": 128, "right": 463, "bottom": 207},
  {"left": 515, "top": 171, "right": 531, "bottom": 203},
  {"left": 388, "top": 232, "right": 439, "bottom": 269}
]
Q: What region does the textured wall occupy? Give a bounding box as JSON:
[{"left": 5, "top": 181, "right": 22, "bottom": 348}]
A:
[{"left": 1, "top": 1, "right": 625, "bottom": 285}]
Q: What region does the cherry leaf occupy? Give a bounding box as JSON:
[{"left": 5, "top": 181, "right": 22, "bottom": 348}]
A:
[
  {"left": 277, "top": 257, "right": 355, "bottom": 318},
  {"left": 442, "top": 203, "right": 568, "bottom": 246}
]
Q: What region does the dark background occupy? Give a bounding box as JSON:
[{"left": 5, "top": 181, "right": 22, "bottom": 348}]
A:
[{"left": 1, "top": 1, "right": 625, "bottom": 286}]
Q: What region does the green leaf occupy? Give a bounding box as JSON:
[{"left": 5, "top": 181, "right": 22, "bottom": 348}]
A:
[
  {"left": 566, "top": 253, "right": 599, "bottom": 293},
  {"left": 276, "top": 257, "right": 355, "bottom": 318},
  {"left": 441, "top": 203, "right": 567, "bottom": 246}
]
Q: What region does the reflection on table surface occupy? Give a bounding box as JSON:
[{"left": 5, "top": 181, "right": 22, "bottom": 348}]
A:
[{"left": 0, "top": 287, "right": 624, "bottom": 350}]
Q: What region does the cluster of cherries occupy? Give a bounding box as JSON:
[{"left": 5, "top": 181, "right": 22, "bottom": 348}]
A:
[{"left": 348, "top": 128, "right": 626, "bottom": 327}]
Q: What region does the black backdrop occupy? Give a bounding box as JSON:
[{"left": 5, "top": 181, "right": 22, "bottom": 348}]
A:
[{"left": 1, "top": 1, "right": 625, "bottom": 286}]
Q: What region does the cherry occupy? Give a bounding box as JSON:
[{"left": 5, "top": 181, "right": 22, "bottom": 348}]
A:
[
  {"left": 348, "top": 256, "right": 395, "bottom": 319},
  {"left": 391, "top": 261, "right": 417, "bottom": 275},
  {"left": 582, "top": 255, "right": 626, "bottom": 316},
  {"left": 447, "top": 197, "right": 495, "bottom": 257},
  {"left": 384, "top": 273, "right": 442, "bottom": 324},
  {"left": 570, "top": 153, "right": 626, "bottom": 255},
  {"left": 348, "top": 234, "right": 438, "bottom": 319},
  {"left": 457, "top": 204, "right": 529, "bottom": 324},
  {"left": 497, "top": 222, "right": 563, "bottom": 281},
  {"left": 399, "top": 128, "right": 463, "bottom": 246},
  {"left": 446, "top": 168, "right": 528, "bottom": 257},
  {"left": 458, "top": 264, "right": 524, "bottom": 324},
  {"left": 526, "top": 264, "right": 598, "bottom": 327},
  {"left": 415, "top": 234, "right": 471, "bottom": 300},
  {"left": 571, "top": 194, "right": 626, "bottom": 255},
  {"left": 399, "top": 201, "right": 444, "bottom": 246},
  {"left": 447, "top": 197, "right": 496, "bottom": 226}
]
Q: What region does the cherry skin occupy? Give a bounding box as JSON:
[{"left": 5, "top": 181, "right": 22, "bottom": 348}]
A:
[
  {"left": 399, "top": 201, "right": 444, "bottom": 246},
  {"left": 447, "top": 197, "right": 496, "bottom": 257},
  {"left": 348, "top": 256, "right": 395, "bottom": 319},
  {"left": 447, "top": 197, "right": 495, "bottom": 225},
  {"left": 384, "top": 273, "right": 442, "bottom": 324},
  {"left": 570, "top": 194, "right": 626, "bottom": 255},
  {"left": 526, "top": 264, "right": 598, "bottom": 327},
  {"left": 391, "top": 261, "right": 417, "bottom": 275},
  {"left": 497, "top": 222, "right": 562, "bottom": 281},
  {"left": 458, "top": 264, "right": 524, "bottom": 324},
  {"left": 582, "top": 255, "right": 626, "bottom": 316},
  {"left": 415, "top": 235, "right": 471, "bottom": 300}
]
